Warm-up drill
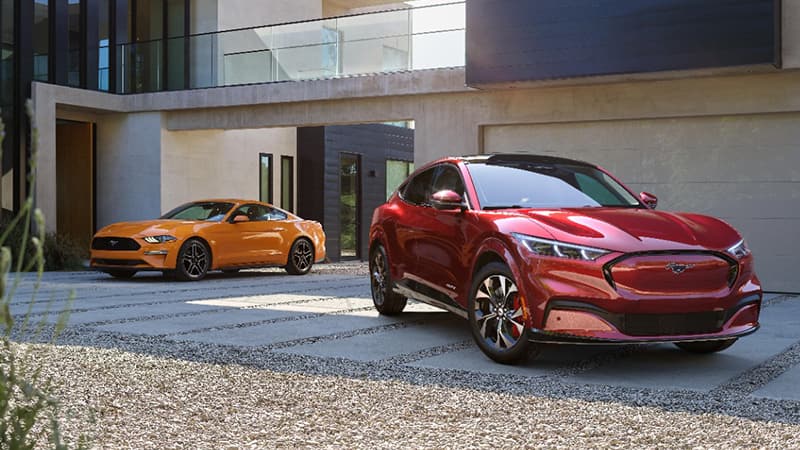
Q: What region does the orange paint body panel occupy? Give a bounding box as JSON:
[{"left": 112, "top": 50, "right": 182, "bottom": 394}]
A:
[{"left": 90, "top": 199, "right": 326, "bottom": 273}]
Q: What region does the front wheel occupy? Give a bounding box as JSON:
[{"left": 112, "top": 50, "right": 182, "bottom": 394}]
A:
[
  {"left": 675, "top": 338, "right": 737, "bottom": 354},
  {"left": 468, "top": 262, "right": 536, "bottom": 365},
  {"left": 369, "top": 245, "right": 406, "bottom": 315},
  {"left": 285, "top": 238, "right": 314, "bottom": 275},
  {"left": 176, "top": 239, "right": 210, "bottom": 281}
]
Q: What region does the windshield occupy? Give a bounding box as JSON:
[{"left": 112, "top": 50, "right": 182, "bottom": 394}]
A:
[
  {"left": 161, "top": 202, "right": 235, "bottom": 222},
  {"left": 467, "top": 162, "right": 641, "bottom": 210}
]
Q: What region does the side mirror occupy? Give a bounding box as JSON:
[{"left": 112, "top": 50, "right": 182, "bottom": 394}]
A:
[
  {"left": 640, "top": 192, "right": 658, "bottom": 209},
  {"left": 431, "top": 190, "right": 466, "bottom": 211},
  {"left": 232, "top": 214, "right": 250, "bottom": 223}
]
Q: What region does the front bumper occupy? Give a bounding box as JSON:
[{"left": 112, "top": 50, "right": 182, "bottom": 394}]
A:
[
  {"left": 527, "top": 294, "right": 761, "bottom": 344},
  {"left": 90, "top": 245, "right": 177, "bottom": 271}
]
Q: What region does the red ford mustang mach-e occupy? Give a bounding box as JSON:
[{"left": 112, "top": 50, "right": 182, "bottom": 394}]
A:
[{"left": 368, "top": 154, "right": 761, "bottom": 364}]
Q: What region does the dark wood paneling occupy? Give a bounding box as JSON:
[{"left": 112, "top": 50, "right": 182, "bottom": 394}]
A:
[
  {"left": 56, "top": 122, "right": 94, "bottom": 248},
  {"left": 297, "top": 127, "right": 325, "bottom": 227},
  {"left": 466, "top": 0, "right": 780, "bottom": 86}
]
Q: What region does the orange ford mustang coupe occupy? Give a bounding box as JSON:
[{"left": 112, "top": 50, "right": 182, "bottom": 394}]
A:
[{"left": 90, "top": 199, "right": 326, "bottom": 281}]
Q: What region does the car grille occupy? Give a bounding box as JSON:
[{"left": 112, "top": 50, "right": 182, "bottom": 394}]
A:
[
  {"left": 92, "top": 237, "right": 141, "bottom": 251},
  {"left": 93, "top": 258, "right": 145, "bottom": 266},
  {"left": 604, "top": 251, "right": 738, "bottom": 294},
  {"left": 622, "top": 311, "right": 725, "bottom": 336}
]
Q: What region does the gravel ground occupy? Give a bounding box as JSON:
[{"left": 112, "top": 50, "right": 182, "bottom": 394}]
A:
[
  {"left": 18, "top": 343, "right": 800, "bottom": 449},
  {"left": 6, "top": 263, "right": 800, "bottom": 449}
]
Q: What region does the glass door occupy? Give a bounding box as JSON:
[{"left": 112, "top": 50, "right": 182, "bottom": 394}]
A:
[{"left": 339, "top": 153, "right": 360, "bottom": 259}]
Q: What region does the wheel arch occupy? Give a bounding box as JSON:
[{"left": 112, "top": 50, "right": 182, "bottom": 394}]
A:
[
  {"left": 183, "top": 235, "right": 214, "bottom": 269},
  {"left": 470, "top": 236, "right": 535, "bottom": 327}
]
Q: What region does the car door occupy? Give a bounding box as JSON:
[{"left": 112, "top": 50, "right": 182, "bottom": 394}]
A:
[
  {"left": 413, "top": 164, "right": 474, "bottom": 305},
  {"left": 391, "top": 167, "right": 437, "bottom": 282},
  {"left": 215, "top": 204, "right": 275, "bottom": 266}
]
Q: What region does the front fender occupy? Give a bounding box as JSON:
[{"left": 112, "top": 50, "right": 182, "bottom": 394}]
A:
[{"left": 470, "top": 235, "right": 539, "bottom": 327}]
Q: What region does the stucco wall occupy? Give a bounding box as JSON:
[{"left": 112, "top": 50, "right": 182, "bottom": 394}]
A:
[{"left": 160, "top": 127, "right": 297, "bottom": 213}]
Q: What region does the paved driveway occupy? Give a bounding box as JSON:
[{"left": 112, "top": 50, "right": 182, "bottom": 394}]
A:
[{"left": 7, "top": 266, "right": 800, "bottom": 417}]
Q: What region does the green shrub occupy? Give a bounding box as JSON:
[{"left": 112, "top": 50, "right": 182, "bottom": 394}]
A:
[{"left": 0, "top": 216, "right": 86, "bottom": 272}]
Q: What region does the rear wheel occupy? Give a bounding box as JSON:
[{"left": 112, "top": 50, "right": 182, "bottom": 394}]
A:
[
  {"left": 468, "top": 262, "right": 536, "bottom": 365},
  {"left": 106, "top": 269, "right": 136, "bottom": 279},
  {"left": 369, "top": 245, "right": 406, "bottom": 315},
  {"left": 176, "top": 239, "right": 210, "bottom": 281},
  {"left": 675, "top": 338, "right": 737, "bottom": 354},
  {"left": 285, "top": 238, "right": 314, "bottom": 275}
]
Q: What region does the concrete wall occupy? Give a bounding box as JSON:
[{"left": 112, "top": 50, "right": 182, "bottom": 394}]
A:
[
  {"left": 160, "top": 127, "right": 297, "bottom": 213},
  {"left": 785, "top": 0, "right": 800, "bottom": 69},
  {"left": 96, "top": 113, "right": 164, "bottom": 228}
]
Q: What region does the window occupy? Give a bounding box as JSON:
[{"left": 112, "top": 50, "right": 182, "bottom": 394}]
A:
[
  {"left": 281, "top": 156, "right": 294, "bottom": 212},
  {"left": 161, "top": 202, "right": 234, "bottom": 222},
  {"left": 401, "top": 167, "right": 436, "bottom": 206},
  {"left": 231, "top": 204, "right": 286, "bottom": 221},
  {"left": 33, "top": 0, "right": 49, "bottom": 81},
  {"left": 431, "top": 165, "right": 465, "bottom": 197},
  {"left": 386, "top": 159, "right": 414, "bottom": 200},
  {"left": 259, "top": 153, "right": 273, "bottom": 203}
]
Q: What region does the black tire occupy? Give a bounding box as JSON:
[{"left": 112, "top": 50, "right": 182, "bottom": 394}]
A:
[
  {"left": 175, "top": 238, "right": 210, "bottom": 281},
  {"left": 106, "top": 269, "right": 137, "bottom": 279},
  {"left": 369, "top": 244, "right": 407, "bottom": 315},
  {"left": 285, "top": 238, "right": 314, "bottom": 275},
  {"left": 675, "top": 338, "right": 737, "bottom": 354},
  {"left": 468, "top": 262, "right": 536, "bottom": 365}
]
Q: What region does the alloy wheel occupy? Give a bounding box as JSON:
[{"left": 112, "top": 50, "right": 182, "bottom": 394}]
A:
[
  {"left": 292, "top": 240, "right": 313, "bottom": 272},
  {"left": 371, "top": 250, "right": 387, "bottom": 306},
  {"left": 473, "top": 274, "right": 525, "bottom": 350},
  {"left": 181, "top": 241, "right": 208, "bottom": 278}
]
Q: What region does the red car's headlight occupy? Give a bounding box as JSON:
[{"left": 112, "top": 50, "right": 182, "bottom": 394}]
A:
[
  {"left": 727, "top": 239, "right": 750, "bottom": 259},
  {"left": 511, "top": 233, "right": 610, "bottom": 261}
]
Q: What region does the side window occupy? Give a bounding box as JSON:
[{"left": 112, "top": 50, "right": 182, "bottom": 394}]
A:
[
  {"left": 232, "top": 204, "right": 272, "bottom": 222},
  {"left": 431, "top": 165, "right": 466, "bottom": 197},
  {"left": 402, "top": 168, "right": 436, "bottom": 206},
  {"left": 265, "top": 207, "right": 288, "bottom": 221}
]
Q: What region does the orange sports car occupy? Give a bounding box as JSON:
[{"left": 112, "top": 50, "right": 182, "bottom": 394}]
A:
[{"left": 90, "top": 199, "right": 326, "bottom": 281}]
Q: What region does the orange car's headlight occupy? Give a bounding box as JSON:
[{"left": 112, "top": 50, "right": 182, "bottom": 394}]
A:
[{"left": 142, "top": 235, "right": 177, "bottom": 244}]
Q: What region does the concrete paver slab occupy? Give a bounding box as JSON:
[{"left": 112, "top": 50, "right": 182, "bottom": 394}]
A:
[
  {"left": 172, "top": 310, "right": 438, "bottom": 347},
  {"left": 96, "top": 308, "right": 299, "bottom": 336},
  {"left": 276, "top": 318, "right": 467, "bottom": 361},
  {"left": 51, "top": 302, "right": 225, "bottom": 325},
  {"left": 752, "top": 363, "right": 800, "bottom": 401},
  {"left": 409, "top": 344, "right": 613, "bottom": 377}
]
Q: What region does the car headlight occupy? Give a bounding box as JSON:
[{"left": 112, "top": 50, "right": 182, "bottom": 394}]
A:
[
  {"left": 727, "top": 239, "right": 750, "bottom": 259},
  {"left": 142, "top": 235, "right": 177, "bottom": 244},
  {"left": 512, "top": 233, "right": 610, "bottom": 261}
]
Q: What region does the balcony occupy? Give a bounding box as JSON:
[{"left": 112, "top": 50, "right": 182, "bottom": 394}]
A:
[{"left": 113, "top": 1, "right": 465, "bottom": 94}]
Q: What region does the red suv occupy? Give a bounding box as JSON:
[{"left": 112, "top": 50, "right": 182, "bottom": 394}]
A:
[{"left": 369, "top": 154, "right": 761, "bottom": 364}]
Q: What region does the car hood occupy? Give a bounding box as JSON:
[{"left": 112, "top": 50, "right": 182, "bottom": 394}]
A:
[
  {"left": 95, "top": 220, "right": 198, "bottom": 237},
  {"left": 512, "top": 208, "right": 741, "bottom": 253}
]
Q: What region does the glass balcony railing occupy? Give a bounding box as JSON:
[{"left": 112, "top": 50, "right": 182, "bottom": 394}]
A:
[{"left": 115, "top": 1, "right": 465, "bottom": 94}]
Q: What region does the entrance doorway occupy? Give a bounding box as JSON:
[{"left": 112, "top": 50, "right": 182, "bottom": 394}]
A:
[
  {"left": 339, "top": 153, "right": 360, "bottom": 259},
  {"left": 56, "top": 120, "right": 95, "bottom": 248}
]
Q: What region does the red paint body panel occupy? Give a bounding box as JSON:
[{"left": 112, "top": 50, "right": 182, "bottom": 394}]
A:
[{"left": 370, "top": 156, "right": 762, "bottom": 344}]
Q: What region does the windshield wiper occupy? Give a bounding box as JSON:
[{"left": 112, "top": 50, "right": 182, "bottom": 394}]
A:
[{"left": 483, "top": 205, "right": 523, "bottom": 211}]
